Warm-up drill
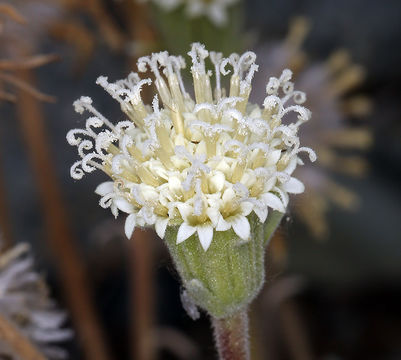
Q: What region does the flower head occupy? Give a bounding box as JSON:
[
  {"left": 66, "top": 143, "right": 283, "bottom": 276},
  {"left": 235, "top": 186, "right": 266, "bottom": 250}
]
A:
[
  {"left": 139, "top": 0, "right": 239, "bottom": 26},
  {"left": 0, "top": 242, "right": 72, "bottom": 359},
  {"left": 68, "top": 43, "right": 315, "bottom": 252}
]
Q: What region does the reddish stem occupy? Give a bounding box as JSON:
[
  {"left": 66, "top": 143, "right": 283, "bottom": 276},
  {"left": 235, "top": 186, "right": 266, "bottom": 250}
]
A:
[{"left": 212, "top": 309, "right": 250, "bottom": 360}]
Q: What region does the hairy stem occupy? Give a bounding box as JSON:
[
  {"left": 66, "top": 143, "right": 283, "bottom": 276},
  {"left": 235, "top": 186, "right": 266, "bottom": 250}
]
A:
[{"left": 212, "top": 309, "right": 250, "bottom": 360}]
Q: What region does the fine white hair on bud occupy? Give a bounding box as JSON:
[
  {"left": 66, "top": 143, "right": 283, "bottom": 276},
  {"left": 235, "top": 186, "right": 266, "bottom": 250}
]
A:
[{"left": 67, "top": 43, "right": 315, "bottom": 251}]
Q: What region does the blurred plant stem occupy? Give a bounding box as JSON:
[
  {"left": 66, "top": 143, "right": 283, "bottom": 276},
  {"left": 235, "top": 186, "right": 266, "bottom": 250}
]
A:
[
  {"left": 280, "top": 300, "right": 314, "bottom": 360},
  {"left": 249, "top": 303, "right": 267, "bottom": 360},
  {"left": 0, "top": 314, "right": 46, "bottom": 360},
  {"left": 259, "top": 274, "right": 313, "bottom": 360},
  {"left": 15, "top": 66, "right": 112, "bottom": 360},
  {"left": 86, "top": 0, "right": 126, "bottom": 51},
  {"left": 212, "top": 309, "right": 250, "bottom": 360},
  {"left": 122, "top": 0, "right": 157, "bottom": 57},
  {"left": 130, "top": 228, "right": 155, "bottom": 360},
  {"left": 0, "top": 156, "right": 14, "bottom": 249}
]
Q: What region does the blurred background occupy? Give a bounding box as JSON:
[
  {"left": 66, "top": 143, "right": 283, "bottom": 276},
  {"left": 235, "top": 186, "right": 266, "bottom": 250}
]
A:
[{"left": 0, "top": 0, "right": 400, "bottom": 359}]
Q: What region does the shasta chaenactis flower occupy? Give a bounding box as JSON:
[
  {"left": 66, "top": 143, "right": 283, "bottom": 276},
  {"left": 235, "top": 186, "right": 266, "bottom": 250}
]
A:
[
  {"left": 139, "top": 0, "right": 238, "bottom": 26},
  {"left": 0, "top": 242, "right": 72, "bottom": 359},
  {"left": 67, "top": 43, "right": 316, "bottom": 252}
]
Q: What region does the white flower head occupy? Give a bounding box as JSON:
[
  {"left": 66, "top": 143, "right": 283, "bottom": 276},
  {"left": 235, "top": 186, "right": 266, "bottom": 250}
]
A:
[
  {"left": 0, "top": 242, "right": 72, "bottom": 359},
  {"left": 139, "top": 0, "right": 239, "bottom": 26},
  {"left": 67, "top": 43, "right": 315, "bottom": 251}
]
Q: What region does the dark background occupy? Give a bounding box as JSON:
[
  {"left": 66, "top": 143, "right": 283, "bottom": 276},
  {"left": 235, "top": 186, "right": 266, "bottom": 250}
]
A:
[{"left": 1, "top": 0, "right": 400, "bottom": 359}]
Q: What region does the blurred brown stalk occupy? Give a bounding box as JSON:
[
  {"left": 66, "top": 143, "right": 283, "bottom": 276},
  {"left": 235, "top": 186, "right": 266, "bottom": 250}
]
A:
[
  {"left": 0, "top": 4, "right": 26, "bottom": 25},
  {"left": 0, "top": 54, "right": 60, "bottom": 70},
  {"left": 260, "top": 276, "right": 314, "bottom": 360},
  {"left": 280, "top": 300, "right": 314, "bottom": 360},
  {"left": 130, "top": 228, "right": 155, "bottom": 360},
  {"left": 15, "top": 66, "right": 112, "bottom": 360},
  {"left": 0, "top": 314, "right": 46, "bottom": 360},
  {"left": 0, "top": 156, "right": 14, "bottom": 249}
]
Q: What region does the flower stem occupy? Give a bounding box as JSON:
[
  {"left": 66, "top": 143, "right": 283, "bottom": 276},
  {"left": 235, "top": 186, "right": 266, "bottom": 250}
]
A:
[{"left": 212, "top": 309, "right": 250, "bottom": 360}]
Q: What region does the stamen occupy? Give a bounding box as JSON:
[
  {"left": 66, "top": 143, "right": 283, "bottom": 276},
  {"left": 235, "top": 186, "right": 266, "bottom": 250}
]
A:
[
  {"left": 210, "top": 52, "right": 223, "bottom": 101},
  {"left": 138, "top": 52, "right": 173, "bottom": 108},
  {"left": 73, "top": 96, "right": 116, "bottom": 130},
  {"left": 188, "top": 43, "right": 213, "bottom": 105},
  {"left": 96, "top": 74, "right": 151, "bottom": 128}
]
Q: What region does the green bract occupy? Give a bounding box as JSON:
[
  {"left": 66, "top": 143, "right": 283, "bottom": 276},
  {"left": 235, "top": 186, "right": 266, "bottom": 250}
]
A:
[{"left": 164, "top": 212, "right": 283, "bottom": 318}]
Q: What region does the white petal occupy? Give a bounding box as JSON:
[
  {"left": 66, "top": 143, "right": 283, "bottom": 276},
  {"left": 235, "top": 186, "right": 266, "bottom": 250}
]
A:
[
  {"left": 140, "top": 185, "right": 159, "bottom": 202},
  {"left": 282, "top": 177, "right": 304, "bottom": 194},
  {"left": 177, "top": 223, "right": 196, "bottom": 244},
  {"left": 241, "top": 170, "right": 256, "bottom": 187},
  {"left": 168, "top": 176, "right": 182, "bottom": 194},
  {"left": 284, "top": 156, "right": 297, "bottom": 175},
  {"left": 254, "top": 206, "right": 268, "bottom": 223},
  {"left": 274, "top": 187, "right": 289, "bottom": 208},
  {"left": 208, "top": 171, "right": 225, "bottom": 193},
  {"left": 261, "top": 193, "right": 285, "bottom": 212},
  {"left": 222, "top": 187, "right": 235, "bottom": 203},
  {"left": 232, "top": 216, "right": 250, "bottom": 241},
  {"left": 125, "top": 214, "right": 136, "bottom": 239},
  {"left": 265, "top": 149, "right": 281, "bottom": 166},
  {"left": 176, "top": 203, "right": 193, "bottom": 222},
  {"left": 155, "top": 218, "right": 169, "bottom": 239},
  {"left": 216, "top": 159, "right": 230, "bottom": 173},
  {"left": 240, "top": 201, "right": 253, "bottom": 216},
  {"left": 197, "top": 226, "right": 214, "bottom": 251},
  {"left": 114, "top": 197, "right": 134, "bottom": 213},
  {"left": 263, "top": 176, "right": 276, "bottom": 192},
  {"left": 206, "top": 207, "right": 221, "bottom": 227},
  {"left": 95, "top": 181, "right": 114, "bottom": 196},
  {"left": 216, "top": 217, "right": 230, "bottom": 231}
]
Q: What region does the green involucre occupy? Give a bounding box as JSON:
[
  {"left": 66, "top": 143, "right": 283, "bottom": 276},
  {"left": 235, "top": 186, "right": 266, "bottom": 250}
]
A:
[{"left": 164, "top": 211, "right": 283, "bottom": 318}]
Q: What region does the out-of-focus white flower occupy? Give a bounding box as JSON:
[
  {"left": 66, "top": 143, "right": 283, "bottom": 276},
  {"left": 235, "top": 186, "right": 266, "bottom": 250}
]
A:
[
  {"left": 0, "top": 242, "right": 72, "bottom": 359},
  {"left": 252, "top": 18, "right": 372, "bottom": 238},
  {"left": 138, "top": 0, "right": 239, "bottom": 26},
  {"left": 67, "top": 43, "right": 315, "bottom": 252}
]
